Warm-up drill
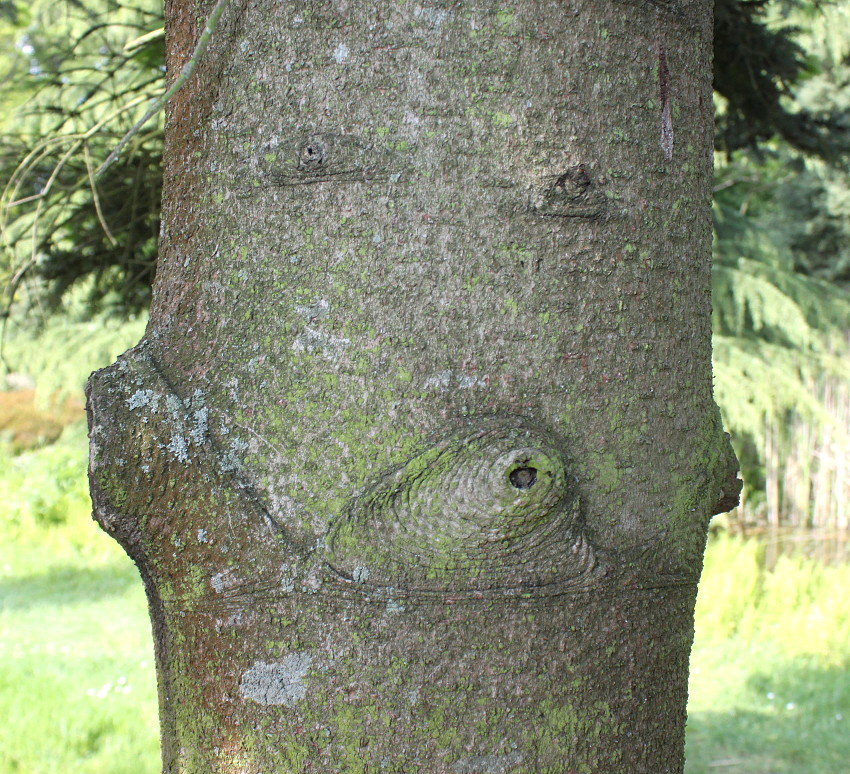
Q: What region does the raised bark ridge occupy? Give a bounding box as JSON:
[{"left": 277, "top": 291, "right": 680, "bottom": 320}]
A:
[
  {"left": 327, "top": 416, "right": 602, "bottom": 596},
  {"left": 86, "top": 343, "right": 737, "bottom": 609}
]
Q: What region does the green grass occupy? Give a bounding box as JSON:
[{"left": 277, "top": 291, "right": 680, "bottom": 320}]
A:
[
  {"left": 1, "top": 426, "right": 848, "bottom": 773},
  {"left": 0, "top": 424, "right": 159, "bottom": 774},
  {"left": 686, "top": 535, "right": 850, "bottom": 774}
]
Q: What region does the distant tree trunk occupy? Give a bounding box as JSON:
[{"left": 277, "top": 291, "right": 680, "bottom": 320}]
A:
[{"left": 87, "top": 0, "right": 739, "bottom": 771}]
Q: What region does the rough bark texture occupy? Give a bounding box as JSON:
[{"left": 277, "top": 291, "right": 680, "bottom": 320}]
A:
[{"left": 87, "top": 0, "right": 740, "bottom": 771}]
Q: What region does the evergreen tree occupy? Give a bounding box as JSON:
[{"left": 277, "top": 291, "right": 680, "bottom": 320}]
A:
[{"left": 87, "top": 0, "right": 739, "bottom": 769}]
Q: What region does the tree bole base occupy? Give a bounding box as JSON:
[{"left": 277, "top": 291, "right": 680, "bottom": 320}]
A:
[
  {"left": 87, "top": 347, "right": 709, "bottom": 773},
  {"left": 158, "top": 578, "right": 696, "bottom": 773}
]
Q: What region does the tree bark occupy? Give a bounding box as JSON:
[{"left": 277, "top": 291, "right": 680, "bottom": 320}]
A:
[{"left": 87, "top": 0, "right": 740, "bottom": 771}]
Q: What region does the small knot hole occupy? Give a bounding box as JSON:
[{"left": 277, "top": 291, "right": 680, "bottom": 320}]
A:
[
  {"left": 510, "top": 466, "right": 537, "bottom": 489},
  {"left": 299, "top": 140, "right": 326, "bottom": 168}
]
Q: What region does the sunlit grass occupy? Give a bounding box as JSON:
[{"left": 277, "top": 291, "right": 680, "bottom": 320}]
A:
[
  {"left": 0, "top": 425, "right": 159, "bottom": 774},
  {"left": 686, "top": 534, "right": 850, "bottom": 774},
  {"left": 0, "top": 547, "right": 159, "bottom": 774}
]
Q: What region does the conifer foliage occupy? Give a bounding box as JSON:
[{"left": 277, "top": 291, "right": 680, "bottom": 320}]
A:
[{"left": 0, "top": 0, "right": 162, "bottom": 318}]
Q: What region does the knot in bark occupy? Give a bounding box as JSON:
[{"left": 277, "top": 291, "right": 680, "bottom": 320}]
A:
[{"left": 326, "top": 416, "right": 600, "bottom": 597}]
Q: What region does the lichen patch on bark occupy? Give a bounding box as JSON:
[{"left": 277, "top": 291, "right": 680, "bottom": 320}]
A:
[
  {"left": 451, "top": 750, "right": 523, "bottom": 773},
  {"left": 239, "top": 654, "right": 313, "bottom": 707}
]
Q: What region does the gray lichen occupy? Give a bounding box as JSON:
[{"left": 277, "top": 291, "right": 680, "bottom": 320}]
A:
[
  {"left": 239, "top": 654, "right": 313, "bottom": 706},
  {"left": 126, "top": 388, "right": 159, "bottom": 412}
]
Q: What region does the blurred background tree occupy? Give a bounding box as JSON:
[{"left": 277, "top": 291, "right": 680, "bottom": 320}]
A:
[
  {"left": 0, "top": 0, "right": 162, "bottom": 321},
  {"left": 711, "top": 0, "right": 850, "bottom": 529},
  {"left": 1, "top": 0, "right": 849, "bottom": 529}
]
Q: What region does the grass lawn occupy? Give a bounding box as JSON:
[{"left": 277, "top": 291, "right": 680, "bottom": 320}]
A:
[
  {"left": 0, "top": 422, "right": 159, "bottom": 774},
  {"left": 0, "top": 532, "right": 159, "bottom": 774},
  {"left": 1, "top": 426, "right": 848, "bottom": 773},
  {"left": 685, "top": 535, "right": 850, "bottom": 774},
  {"left": 686, "top": 642, "right": 848, "bottom": 773}
]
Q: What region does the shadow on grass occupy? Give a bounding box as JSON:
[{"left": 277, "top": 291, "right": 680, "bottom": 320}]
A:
[
  {"left": 0, "top": 561, "right": 142, "bottom": 611},
  {"left": 686, "top": 661, "right": 849, "bottom": 774}
]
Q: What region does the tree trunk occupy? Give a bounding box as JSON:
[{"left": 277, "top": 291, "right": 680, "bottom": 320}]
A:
[{"left": 87, "top": 0, "right": 739, "bottom": 771}]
